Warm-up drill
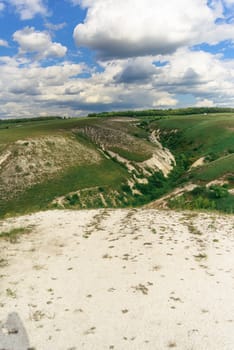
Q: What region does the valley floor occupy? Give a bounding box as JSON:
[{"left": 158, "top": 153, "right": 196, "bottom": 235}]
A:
[{"left": 0, "top": 209, "right": 234, "bottom": 350}]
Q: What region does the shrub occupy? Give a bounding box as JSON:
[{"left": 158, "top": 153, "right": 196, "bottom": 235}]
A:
[
  {"left": 68, "top": 193, "right": 79, "bottom": 205},
  {"left": 191, "top": 186, "right": 206, "bottom": 196},
  {"left": 208, "top": 185, "right": 228, "bottom": 199}
]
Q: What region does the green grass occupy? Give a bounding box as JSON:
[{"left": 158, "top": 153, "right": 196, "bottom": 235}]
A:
[
  {"left": 192, "top": 154, "right": 234, "bottom": 182},
  {"left": 150, "top": 114, "right": 234, "bottom": 158},
  {"left": 215, "top": 195, "right": 234, "bottom": 213},
  {"left": 110, "top": 146, "right": 151, "bottom": 162},
  {"left": 0, "top": 158, "right": 129, "bottom": 218},
  {"left": 168, "top": 185, "right": 234, "bottom": 213},
  {"left": 0, "top": 117, "right": 102, "bottom": 145}
]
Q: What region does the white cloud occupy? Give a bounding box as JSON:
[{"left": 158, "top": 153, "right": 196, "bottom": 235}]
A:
[
  {"left": 0, "top": 39, "right": 8, "bottom": 47},
  {"left": 111, "top": 48, "right": 234, "bottom": 102},
  {"left": 145, "top": 48, "right": 234, "bottom": 106},
  {"left": 170, "top": 49, "right": 232, "bottom": 87},
  {"left": 0, "top": 55, "right": 178, "bottom": 118},
  {"left": 0, "top": 2, "right": 5, "bottom": 11},
  {"left": 44, "top": 22, "right": 67, "bottom": 32},
  {"left": 153, "top": 95, "right": 178, "bottom": 108},
  {"left": 73, "top": 0, "right": 234, "bottom": 60},
  {"left": 0, "top": 47, "right": 233, "bottom": 119},
  {"left": 9, "top": 0, "right": 48, "bottom": 20},
  {"left": 13, "top": 27, "right": 67, "bottom": 59},
  {"left": 0, "top": 58, "right": 86, "bottom": 117},
  {"left": 0, "top": 0, "right": 233, "bottom": 119},
  {"left": 196, "top": 98, "right": 215, "bottom": 107}
]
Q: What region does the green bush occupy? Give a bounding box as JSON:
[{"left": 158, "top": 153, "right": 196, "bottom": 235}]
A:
[
  {"left": 191, "top": 186, "right": 206, "bottom": 196},
  {"left": 168, "top": 185, "right": 232, "bottom": 213},
  {"left": 208, "top": 185, "right": 228, "bottom": 199},
  {"left": 205, "top": 152, "right": 219, "bottom": 162}
]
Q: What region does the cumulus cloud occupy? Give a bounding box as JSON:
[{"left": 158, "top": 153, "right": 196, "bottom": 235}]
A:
[
  {"left": 13, "top": 27, "right": 67, "bottom": 59},
  {"left": 195, "top": 98, "right": 215, "bottom": 107},
  {"left": 0, "top": 0, "right": 233, "bottom": 118},
  {"left": 144, "top": 48, "right": 234, "bottom": 107},
  {"left": 9, "top": 0, "right": 48, "bottom": 19},
  {"left": 0, "top": 58, "right": 86, "bottom": 118},
  {"left": 114, "top": 58, "right": 157, "bottom": 84},
  {"left": 73, "top": 0, "right": 234, "bottom": 60},
  {"left": 0, "top": 54, "right": 177, "bottom": 118},
  {"left": 165, "top": 49, "right": 232, "bottom": 90},
  {"left": 0, "top": 39, "right": 8, "bottom": 47},
  {"left": 0, "top": 46, "right": 233, "bottom": 119},
  {"left": 111, "top": 47, "right": 234, "bottom": 103}
]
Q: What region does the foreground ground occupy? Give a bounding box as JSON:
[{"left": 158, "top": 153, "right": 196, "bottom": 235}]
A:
[{"left": 0, "top": 209, "right": 234, "bottom": 350}]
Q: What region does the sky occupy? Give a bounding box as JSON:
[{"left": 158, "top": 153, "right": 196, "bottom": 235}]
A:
[{"left": 0, "top": 0, "right": 233, "bottom": 118}]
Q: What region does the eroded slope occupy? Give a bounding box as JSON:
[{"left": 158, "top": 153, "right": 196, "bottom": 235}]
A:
[{"left": 0, "top": 135, "right": 101, "bottom": 200}]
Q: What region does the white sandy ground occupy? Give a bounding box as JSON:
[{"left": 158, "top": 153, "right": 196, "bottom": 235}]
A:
[{"left": 0, "top": 209, "right": 234, "bottom": 350}]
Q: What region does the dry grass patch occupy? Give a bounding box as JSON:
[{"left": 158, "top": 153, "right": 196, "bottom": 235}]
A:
[{"left": 0, "top": 226, "right": 32, "bottom": 243}]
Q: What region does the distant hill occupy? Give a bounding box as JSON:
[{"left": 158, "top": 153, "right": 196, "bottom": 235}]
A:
[{"left": 0, "top": 109, "right": 233, "bottom": 217}]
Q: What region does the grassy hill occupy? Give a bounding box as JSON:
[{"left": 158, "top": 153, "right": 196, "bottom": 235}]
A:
[
  {"left": 141, "top": 113, "right": 234, "bottom": 212},
  {"left": 0, "top": 110, "right": 233, "bottom": 217}
]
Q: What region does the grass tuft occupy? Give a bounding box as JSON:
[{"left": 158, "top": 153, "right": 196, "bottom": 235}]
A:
[{"left": 0, "top": 227, "right": 32, "bottom": 243}]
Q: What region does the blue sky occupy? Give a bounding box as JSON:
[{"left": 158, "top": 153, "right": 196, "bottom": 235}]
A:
[{"left": 0, "top": 0, "right": 233, "bottom": 118}]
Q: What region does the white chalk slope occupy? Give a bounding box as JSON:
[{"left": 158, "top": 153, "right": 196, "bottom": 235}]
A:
[{"left": 0, "top": 209, "right": 234, "bottom": 350}]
